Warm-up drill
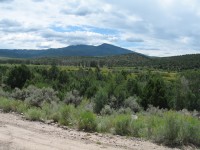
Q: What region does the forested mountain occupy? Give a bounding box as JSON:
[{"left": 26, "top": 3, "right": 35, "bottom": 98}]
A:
[
  {"left": 0, "top": 43, "right": 199, "bottom": 70},
  {"left": 0, "top": 43, "right": 134, "bottom": 58}
]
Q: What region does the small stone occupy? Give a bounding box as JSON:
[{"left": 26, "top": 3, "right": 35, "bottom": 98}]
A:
[
  {"left": 45, "top": 120, "right": 54, "bottom": 124},
  {"left": 62, "top": 126, "right": 68, "bottom": 130},
  {"left": 85, "top": 133, "right": 91, "bottom": 136},
  {"left": 131, "top": 115, "right": 138, "bottom": 120}
]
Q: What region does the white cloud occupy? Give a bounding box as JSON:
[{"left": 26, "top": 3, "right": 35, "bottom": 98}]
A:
[
  {"left": 0, "top": 0, "right": 13, "bottom": 3},
  {"left": 0, "top": 0, "right": 199, "bottom": 56}
]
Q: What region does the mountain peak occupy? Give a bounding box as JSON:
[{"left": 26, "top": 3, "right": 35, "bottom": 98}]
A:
[
  {"left": 0, "top": 44, "right": 135, "bottom": 58},
  {"left": 98, "top": 43, "right": 117, "bottom": 47}
]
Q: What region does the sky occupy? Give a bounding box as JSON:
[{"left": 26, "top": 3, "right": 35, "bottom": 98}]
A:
[{"left": 0, "top": 0, "right": 200, "bottom": 56}]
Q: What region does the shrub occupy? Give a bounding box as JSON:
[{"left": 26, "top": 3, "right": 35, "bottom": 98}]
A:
[
  {"left": 0, "top": 98, "right": 12, "bottom": 112},
  {"left": 11, "top": 88, "right": 27, "bottom": 100},
  {"left": 21, "top": 86, "right": 59, "bottom": 107},
  {"left": 100, "top": 105, "right": 114, "bottom": 116},
  {"left": 93, "top": 89, "right": 108, "bottom": 114},
  {"left": 24, "top": 87, "right": 43, "bottom": 107},
  {"left": 97, "top": 115, "right": 115, "bottom": 133},
  {"left": 142, "top": 74, "right": 169, "bottom": 109},
  {"left": 146, "top": 105, "right": 166, "bottom": 116},
  {"left": 58, "top": 105, "right": 75, "bottom": 126},
  {"left": 78, "top": 111, "right": 97, "bottom": 132},
  {"left": 0, "top": 98, "right": 29, "bottom": 113},
  {"left": 64, "top": 90, "right": 82, "bottom": 107},
  {"left": 40, "top": 102, "right": 60, "bottom": 121},
  {"left": 11, "top": 85, "right": 59, "bottom": 107},
  {"left": 130, "top": 116, "right": 146, "bottom": 138},
  {"left": 9, "top": 100, "right": 29, "bottom": 113},
  {"left": 0, "top": 88, "right": 10, "bottom": 98},
  {"left": 145, "top": 115, "right": 164, "bottom": 139},
  {"left": 41, "top": 87, "right": 59, "bottom": 103},
  {"left": 154, "top": 111, "right": 200, "bottom": 147},
  {"left": 117, "top": 107, "right": 132, "bottom": 114},
  {"left": 109, "top": 95, "right": 117, "bottom": 108},
  {"left": 15, "top": 101, "right": 29, "bottom": 113},
  {"left": 114, "top": 114, "right": 131, "bottom": 136},
  {"left": 6, "top": 64, "right": 31, "bottom": 89},
  {"left": 124, "top": 96, "right": 142, "bottom": 113},
  {"left": 24, "top": 107, "right": 42, "bottom": 121}
]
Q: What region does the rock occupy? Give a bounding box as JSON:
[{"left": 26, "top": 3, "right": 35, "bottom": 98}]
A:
[
  {"left": 131, "top": 115, "right": 138, "bottom": 120},
  {"left": 54, "top": 124, "right": 59, "bottom": 127},
  {"left": 62, "top": 126, "right": 68, "bottom": 130},
  {"left": 45, "top": 120, "right": 54, "bottom": 124},
  {"left": 85, "top": 133, "right": 91, "bottom": 137}
]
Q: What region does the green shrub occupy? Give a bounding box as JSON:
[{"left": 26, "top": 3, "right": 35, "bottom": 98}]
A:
[
  {"left": 50, "top": 112, "right": 60, "bottom": 122},
  {"left": 78, "top": 111, "right": 97, "bottom": 132},
  {"left": 6, "top": 64, "right": 31, "bottom": 89},
  {"left": 0, "top": 88, "right": 10, "bottom": 98},
  {"left": 130, "top": 115, "right": 147, "bottom": 138},
  {"left": 11, "top": 88, "right": 27, "bottom": 100},
  {"left": 58, "top": 105, "right": 75, "bottom": 126},
  {"left": 64, "top": 90, "right": 82, "bottom": 107},
  {"left": 25, "top": 86, "right": 59, "bottom": 107},
  {"left": 154, "top": 111, "right": 200, "bottom": 147},
  {"left": 10, "top": 100, "right": 29, "bottom": 113},
  {"left": 97, "top": 115, "right": 115, "bottom": 133},
  {"left": 161, "top": 112, "right": 183, "bottom": 145},
  {"left": 114, "top": 114, "right": 131, "bottom": 136},
  {"left": 145, "top": 115, "right": 164, "bottom": 139},
  {"left": 11, "top": 86, "right": 59, "bottom": 107},
  {"left": 41, "top": 102, "right": 61, "bottom": 122},
  {"left": 146, "top": 105, "right": 166, "bottom": 116},
  {"left": 117, "top": 107, "right": 132, "bottom": 115},
  {"left": 0, "top": 97, "right": 29, "bottom": 113},
  {"left": 24, "top": 107, "right": 42, "bottom": 121},
  {"left": 186, "top": 116, "right": 200, "bottom": 146},
  {"left": 100, "top": 105, "right": 114, "bottom": 116},
  {"left": 93, "top": 89, "right": 108, "bottom": 114},
  {"left": 0, "top": 98, "right": 12, "bottom": 112},
  {"left": 124, "top": 96, "right": 142, "bottom": 113}
]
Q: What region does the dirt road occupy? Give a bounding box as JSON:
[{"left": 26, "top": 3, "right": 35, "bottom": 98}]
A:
[{"left": 0, "top": 112, "right": 178, "bottom": 150}]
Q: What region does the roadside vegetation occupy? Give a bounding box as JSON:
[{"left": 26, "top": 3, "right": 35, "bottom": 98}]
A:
[{"left": 0, "top": 64, "right": 199, "bottom": 148}]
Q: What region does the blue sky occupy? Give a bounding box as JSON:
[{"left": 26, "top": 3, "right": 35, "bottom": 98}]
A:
[{"left": 0, "top": 0, "right": 200, "bottom": 56}]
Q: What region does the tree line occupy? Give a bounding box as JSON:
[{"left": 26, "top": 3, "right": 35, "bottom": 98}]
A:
[{"left": 1, "top": 64, "right": 199, "bottom": 112}]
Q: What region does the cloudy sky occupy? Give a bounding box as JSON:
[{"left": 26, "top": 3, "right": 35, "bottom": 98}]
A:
[{"left": 0, "top": 0, "right": 200, "bottom": 56}]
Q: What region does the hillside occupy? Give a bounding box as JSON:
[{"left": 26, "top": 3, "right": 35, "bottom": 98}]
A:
[
  {"left": 0, "top": 44, "right": 134, "bottom": 58},
  {"left": 0, "top": 48, "right": 200, "bottom": 71},
  {"left": 23, "top": 54, "right": 200, "bottom": 70}
]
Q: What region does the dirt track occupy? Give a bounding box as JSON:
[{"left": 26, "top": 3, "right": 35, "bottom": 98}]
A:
[{"left": 0, "top": 112, "right": 179, "bottom": 150}]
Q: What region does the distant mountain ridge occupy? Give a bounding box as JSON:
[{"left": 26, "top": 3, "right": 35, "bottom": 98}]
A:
[{"left": 0, "top": 43, "right": 135, "bottom": 58}]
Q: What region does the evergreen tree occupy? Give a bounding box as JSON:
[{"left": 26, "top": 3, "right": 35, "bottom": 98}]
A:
[
  {"left": 93, "top": 89, "right": 108, "bottom": 113},
  {"left": 6, "top": 65, "right": 31, "bottom": 89},
  {"left": 142, "top": 74, "right": 168, "bottom": 109}
]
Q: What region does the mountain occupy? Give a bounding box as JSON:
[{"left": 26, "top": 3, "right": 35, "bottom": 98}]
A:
[{"left": 0, "top": 43, "right": 134, "bottom": 58}]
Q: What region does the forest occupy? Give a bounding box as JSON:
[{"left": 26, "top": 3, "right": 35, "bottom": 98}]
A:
[
  {"left": 0, "top": 54, "right": 200, "bottom": 71},
  {"left": 0, "top": 64, "right": 200, "bottom": 147}
]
